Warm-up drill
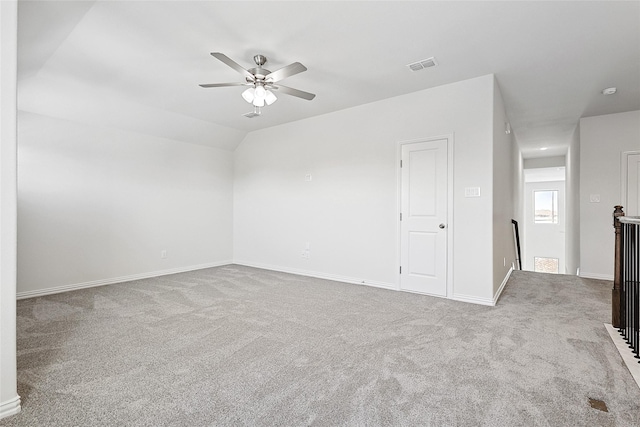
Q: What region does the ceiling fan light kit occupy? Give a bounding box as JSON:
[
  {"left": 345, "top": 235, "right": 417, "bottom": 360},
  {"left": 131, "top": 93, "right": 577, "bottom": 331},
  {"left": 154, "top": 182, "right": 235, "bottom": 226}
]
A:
[
  {"left": 200, "top": 52, "right": 315, "bottom": 117},
  {"left": 242, "top": 85, "right": 277, "bottom": 107}
]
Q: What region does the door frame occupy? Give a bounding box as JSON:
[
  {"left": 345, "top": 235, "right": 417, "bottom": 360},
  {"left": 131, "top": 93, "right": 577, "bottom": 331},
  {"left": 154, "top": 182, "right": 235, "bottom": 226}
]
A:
[
  {"left": 396, "top": 134, "right": 454, "bottom": 298},
  {"left": 621, "top": 150, "right": 640, "bottom": 213}
]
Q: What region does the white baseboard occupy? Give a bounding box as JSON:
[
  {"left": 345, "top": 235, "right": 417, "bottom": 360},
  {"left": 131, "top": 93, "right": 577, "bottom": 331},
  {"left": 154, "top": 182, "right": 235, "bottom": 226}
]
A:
[
  {"left": 17, "top": 258, "right": 503, "bottom": 308},
  {"left": 0, "top": 395, "right": 21, "bottom": 420},
  {"left": 492, "top": 266, "right": 514, "bottom": 305},
  {"left": 450, "top": 268, "right": 513, "bottom": 307},
  {"left": 579, "top": 272, "right": 614, "bottom": 281},
  {"left": 233, "top": 260, "right": 397, "bottom": 291},
  {"left": 451, "top": 293, "right": 495, "bottom": 306},
  {"left": 16, "top": 260, "right": 233, "bottom": 300},
  {"left": 236, "top": 261, "right": 506, "bottom": 307}
]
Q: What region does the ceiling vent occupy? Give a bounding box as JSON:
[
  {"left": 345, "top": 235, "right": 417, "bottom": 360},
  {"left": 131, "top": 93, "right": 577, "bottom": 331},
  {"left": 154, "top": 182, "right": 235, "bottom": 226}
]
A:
[{"left": 407, "top": 57, "right": 438, "bottom": 72}]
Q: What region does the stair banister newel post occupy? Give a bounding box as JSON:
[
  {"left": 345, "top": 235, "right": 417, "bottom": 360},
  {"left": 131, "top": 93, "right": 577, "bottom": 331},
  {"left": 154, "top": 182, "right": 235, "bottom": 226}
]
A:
[{"left": 613, "top": 205, "right": 625, "bottom": 329}]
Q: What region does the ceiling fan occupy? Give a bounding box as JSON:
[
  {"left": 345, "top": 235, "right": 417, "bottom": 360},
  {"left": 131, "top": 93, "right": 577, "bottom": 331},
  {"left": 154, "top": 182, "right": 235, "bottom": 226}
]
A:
[{"left": 199, "top": 52, "right": 315, "bottom": 117}]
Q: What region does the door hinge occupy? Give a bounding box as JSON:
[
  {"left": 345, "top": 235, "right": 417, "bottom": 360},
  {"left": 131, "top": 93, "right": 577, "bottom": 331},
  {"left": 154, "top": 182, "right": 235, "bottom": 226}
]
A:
[
  {"left": 400, "top": 160, "right": 403, "bottom": 168},
  {"left": 400, "top": 212, "right": 402, "bottom": 221},
  {"left": 399, "top": 266, "right": 402, "bottom": 274}
]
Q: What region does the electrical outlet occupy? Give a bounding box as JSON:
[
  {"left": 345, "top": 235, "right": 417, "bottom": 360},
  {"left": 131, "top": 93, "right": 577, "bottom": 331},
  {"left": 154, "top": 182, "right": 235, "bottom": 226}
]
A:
[
  {"left": 301, "top": 243, "right": 311, "bottom": 259},
  {"left": 161, "top": 250, "right": 167, "bottom": 259}
]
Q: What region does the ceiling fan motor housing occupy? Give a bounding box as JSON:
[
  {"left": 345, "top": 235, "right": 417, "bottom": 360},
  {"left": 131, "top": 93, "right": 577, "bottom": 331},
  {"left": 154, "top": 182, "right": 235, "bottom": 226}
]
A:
[
  {"left": 248, "top": 68, "right": 271, "bottom": 81},
  {"left": 248, "top": 54, "right": 270, "bottom": 80}
]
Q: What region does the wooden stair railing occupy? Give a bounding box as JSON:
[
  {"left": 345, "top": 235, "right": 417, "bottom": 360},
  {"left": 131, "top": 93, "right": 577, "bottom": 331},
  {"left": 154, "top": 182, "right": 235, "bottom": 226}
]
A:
[{"left": 613, "top": 205, "right": 625, "bottom": 329}]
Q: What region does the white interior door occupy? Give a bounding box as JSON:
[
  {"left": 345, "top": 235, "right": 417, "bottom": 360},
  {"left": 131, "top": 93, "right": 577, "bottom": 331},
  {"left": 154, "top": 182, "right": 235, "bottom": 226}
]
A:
[
  {"left": 523, "top": 180, "right": 565, "bottom": 273},
  {"left": 626, "top": 153, "right": 640, "bottom": 216},
  {"left": 400, "top": 139, "right": 448, "bottom": 296}
]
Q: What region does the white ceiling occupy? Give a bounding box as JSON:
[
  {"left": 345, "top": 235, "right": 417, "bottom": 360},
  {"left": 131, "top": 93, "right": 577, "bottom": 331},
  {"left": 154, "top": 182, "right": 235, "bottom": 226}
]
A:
[{"left": 17, "top": 1, "right": 640, "bottom": 157}]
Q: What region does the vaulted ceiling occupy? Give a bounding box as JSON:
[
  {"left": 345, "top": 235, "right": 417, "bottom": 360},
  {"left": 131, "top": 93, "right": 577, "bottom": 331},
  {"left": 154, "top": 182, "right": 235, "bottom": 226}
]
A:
[{"left": 17, "top": 1, "right": 640, "bottom": 158}]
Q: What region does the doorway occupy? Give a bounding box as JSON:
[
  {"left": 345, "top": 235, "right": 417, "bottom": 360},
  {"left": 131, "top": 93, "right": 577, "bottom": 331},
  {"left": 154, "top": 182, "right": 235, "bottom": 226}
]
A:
[
  {"left": 622, "top": 151, "right": 640, "bottom": 216},
  {"left": 398, "top": 137, "right": 450, "bottom": 296},
  {"left": 523, "top": 167, "right": 566, "bottom": 273}
]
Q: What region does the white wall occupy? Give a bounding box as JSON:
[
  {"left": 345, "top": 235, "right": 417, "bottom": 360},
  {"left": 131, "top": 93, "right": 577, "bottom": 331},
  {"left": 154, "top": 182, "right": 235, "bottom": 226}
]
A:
[
  {"left": 17, "top": 112, "right": 234, "bottom": 296},
  {"left": 580, "top": 110, "right": 640, "bottom": 279},
  {"left": 0, "top": 0, "right": 21, "bottom": 420},
  {"left": 492, "top": 77, "right": 516, "bottom": 296},
  {"left": 565, "top": 126, "right": 580, "bottom": 275},
  {"left": 234, "top": 74, "right": 500, "bottom": 304}
]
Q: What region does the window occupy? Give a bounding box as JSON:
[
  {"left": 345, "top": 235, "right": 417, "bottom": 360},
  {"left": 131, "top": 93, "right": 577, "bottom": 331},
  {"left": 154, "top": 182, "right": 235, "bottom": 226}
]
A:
[
  {"left": 534, "top": 257, "right": 559, "bottom": 274},
  {"left": 534, "top": 190, "right": 558, "bottom": 223}
]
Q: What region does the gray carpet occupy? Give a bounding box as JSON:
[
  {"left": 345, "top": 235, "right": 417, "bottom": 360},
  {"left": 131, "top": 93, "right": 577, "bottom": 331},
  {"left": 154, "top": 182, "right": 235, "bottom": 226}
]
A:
[{"left": 1, "top": 265, "right": 639, "bottom": 426}]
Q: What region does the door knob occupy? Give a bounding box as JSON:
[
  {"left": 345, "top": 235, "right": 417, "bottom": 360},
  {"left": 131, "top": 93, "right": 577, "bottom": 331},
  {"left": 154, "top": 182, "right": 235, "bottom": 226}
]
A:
[{"left": 439, "top": 223, "right": 446, "bottom": 229}]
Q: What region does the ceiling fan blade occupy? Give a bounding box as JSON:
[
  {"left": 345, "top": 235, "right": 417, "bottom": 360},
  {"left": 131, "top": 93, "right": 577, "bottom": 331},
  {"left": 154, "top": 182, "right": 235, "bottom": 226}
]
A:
[
  {"left": 210, "top": 52, "right": 254, "bottom": 80},
  {"left": 265, "top": 62, "right": 307, "bottom": 83},
  {"left": 199, "top": 82, "right": 250, "bottom": 88},
  {"left": 271, "top": 84, "right": 316, "bottom": 100}
]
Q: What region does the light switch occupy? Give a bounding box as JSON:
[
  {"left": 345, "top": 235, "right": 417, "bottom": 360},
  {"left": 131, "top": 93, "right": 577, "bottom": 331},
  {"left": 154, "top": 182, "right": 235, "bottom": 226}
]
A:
[
  {"left": 465, "top": 187, "right": 481, "bottom": 197},
  {"left": 305, "top": 174, "right": 313, "bottom": 182},
  {"left": 589, "top": 194, "right": 601, "bottom": 203}
]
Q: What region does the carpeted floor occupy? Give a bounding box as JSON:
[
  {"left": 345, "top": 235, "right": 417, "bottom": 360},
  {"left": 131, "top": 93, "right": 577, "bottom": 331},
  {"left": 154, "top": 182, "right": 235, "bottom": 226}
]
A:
[{"left": 1, "top": 265, "right": 639, "bottom": 426}]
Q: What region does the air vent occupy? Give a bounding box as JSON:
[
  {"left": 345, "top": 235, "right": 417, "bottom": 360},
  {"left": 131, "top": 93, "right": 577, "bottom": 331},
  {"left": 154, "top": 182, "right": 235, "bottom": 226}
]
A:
[{"left": 407, "top": 57, "right": 438, "bottom": 72}]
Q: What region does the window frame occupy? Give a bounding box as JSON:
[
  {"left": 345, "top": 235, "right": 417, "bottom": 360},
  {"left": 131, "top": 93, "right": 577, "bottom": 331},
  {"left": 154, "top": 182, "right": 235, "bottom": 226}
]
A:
[{"left": 533, "top": 189, "right": 559, "bottom": 224}]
